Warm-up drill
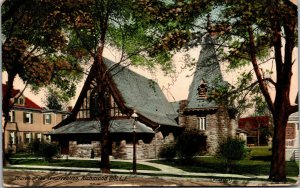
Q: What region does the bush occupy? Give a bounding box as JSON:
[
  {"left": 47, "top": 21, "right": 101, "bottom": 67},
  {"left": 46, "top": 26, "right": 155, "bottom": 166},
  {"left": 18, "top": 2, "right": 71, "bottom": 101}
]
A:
[
  {"left": 158, "top": 142, "right": 176, "bottom": 160},
  {"left": 218, "top": 137, "right": 249, "bottom": 172},
  {"left": 39, "top": 142, "right": 59, "bottom": 162},
  {"left": 175, "top": 128, "right": 205, "bottom": 161},
  {"left": 29, "top": 139, "right": 42, "bottom": 155},
  {"left": 29, "top": 140, "right": 59, "bottom": 162}
]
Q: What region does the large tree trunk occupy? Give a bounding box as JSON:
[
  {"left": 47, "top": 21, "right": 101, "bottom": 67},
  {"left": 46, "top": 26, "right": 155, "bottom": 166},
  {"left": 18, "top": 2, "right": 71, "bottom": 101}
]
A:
[
  {"left": 269, "top": 113, "right": 288, "bottom": 182},
  {"left": 98, "top": 81, "right": 111, "bottom": 173}
]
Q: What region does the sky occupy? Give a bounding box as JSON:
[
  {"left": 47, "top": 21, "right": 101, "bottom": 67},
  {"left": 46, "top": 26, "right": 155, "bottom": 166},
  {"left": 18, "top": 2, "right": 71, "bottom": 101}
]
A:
[{"left": 2, "top": 44, "right": 298, "bottom": 109}]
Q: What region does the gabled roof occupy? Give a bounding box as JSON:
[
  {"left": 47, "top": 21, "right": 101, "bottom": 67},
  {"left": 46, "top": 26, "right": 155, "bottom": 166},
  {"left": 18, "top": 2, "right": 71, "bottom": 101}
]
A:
[
  {"left": 104, "top": 59, "right": 179, "bottom": 127},
  {"left": 2, "top": 84, "right": 42, "bottom": 110},
  {"left": 186, "top": 35, "right": 229, "bottom": 110}
]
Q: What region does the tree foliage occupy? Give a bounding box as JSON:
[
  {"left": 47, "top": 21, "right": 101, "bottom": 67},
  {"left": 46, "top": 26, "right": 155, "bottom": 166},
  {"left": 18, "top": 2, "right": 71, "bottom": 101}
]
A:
[
  {"left": 135, "top": 0, "right": 297, "bottom": 181},
  {"left": 2, "top": 0, "right": 84, "bottom": 111},
  {"left": 44, "top": 92, "right": 63, "bottom": 111}
]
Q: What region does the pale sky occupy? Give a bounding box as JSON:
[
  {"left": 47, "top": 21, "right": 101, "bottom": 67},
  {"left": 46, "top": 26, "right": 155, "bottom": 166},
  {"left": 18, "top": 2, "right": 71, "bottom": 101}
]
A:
[{"left": 2, "top": 45, "right": 298, "bottom": 108}]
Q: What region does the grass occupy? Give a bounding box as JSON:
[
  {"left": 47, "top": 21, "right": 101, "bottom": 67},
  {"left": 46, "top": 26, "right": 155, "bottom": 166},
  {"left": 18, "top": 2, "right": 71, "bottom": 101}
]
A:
[
  {"left": 9, "top": 158, "right": 160, "bottom": 171},
  {"left": 150, "top": 147, "right": 299, "bottom": 177}
]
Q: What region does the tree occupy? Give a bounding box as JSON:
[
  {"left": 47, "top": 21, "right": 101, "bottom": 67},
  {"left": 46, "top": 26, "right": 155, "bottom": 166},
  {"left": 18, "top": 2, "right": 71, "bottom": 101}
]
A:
[
  {"left": 44, "top": 92, "right": 63, "bottom": 111},
  {"left": 45, "top": 0, "right": 175, "bottom": 173},
  {"left": 2, "top": 0, "right": 83, "bottom": 164},
  {"left": 135, "top": 0, "right": 297, "bottom": 182}
]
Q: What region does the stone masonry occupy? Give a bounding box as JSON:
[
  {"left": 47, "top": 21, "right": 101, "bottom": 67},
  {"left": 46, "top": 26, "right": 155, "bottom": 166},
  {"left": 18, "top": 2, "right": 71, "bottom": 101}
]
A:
[{"left": 66, "top": 132, "right": 174, "bottom": 159}]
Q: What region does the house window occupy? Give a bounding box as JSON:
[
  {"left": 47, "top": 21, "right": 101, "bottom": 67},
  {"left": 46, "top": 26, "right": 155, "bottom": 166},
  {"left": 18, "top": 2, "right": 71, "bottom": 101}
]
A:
[
  {"left": 19, "top": 98, "right": 24, "bottom": 105},
  {"left": 198, "top": 117, "right": 206, "bottom": 131},
  {"left": 25, "top": 133, "right": 32, "bottom": 143},
  {"left": 9, "top": 132, "right": 16, "bottom": 144},
  {"left": 9, "top": 111, "right": 15, "bottom": 122},
  {"left": 43, "top": 114, "right": 52, "bottom": 124},
  {"left": 36, "top": 133, "right": 42, "bottom": 141},
  {"left": 14, "top": 97, "right": 24, "bottom": 105},
  {"left": 23, "top": 112, "right": 33, "bottom": 124}
]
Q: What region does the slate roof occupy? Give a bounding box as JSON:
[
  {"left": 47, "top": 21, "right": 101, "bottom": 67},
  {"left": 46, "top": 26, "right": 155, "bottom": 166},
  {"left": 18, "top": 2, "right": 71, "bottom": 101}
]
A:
[
  {"left": 48, "top": 119, "right": 154, "bottom": 134},
  {"left": 186, "top": 35, "right": 229, "bottom": 110},
  {"left": 104, "top": 59, "right": 179, "bottom": 127}
]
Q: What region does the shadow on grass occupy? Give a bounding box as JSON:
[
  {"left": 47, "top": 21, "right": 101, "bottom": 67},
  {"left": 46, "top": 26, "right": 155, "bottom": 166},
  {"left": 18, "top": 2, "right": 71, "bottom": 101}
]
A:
[{"left": 150, "top": 157, "right": 299, "bottom": 177}]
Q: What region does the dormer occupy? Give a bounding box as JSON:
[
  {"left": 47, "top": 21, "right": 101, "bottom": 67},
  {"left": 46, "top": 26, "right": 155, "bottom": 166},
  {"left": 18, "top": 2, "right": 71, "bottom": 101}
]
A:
[
  {"left": 197, "top": 79, "right": 208, "bottom": 99},
  {"left": 13, "top": 95, "right": 25, "bottom": 106}
]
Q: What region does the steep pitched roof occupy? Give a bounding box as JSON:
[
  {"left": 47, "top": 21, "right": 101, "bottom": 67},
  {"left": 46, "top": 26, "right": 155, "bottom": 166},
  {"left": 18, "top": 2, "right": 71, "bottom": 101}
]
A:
[
  {"left": 186, "top": 35, "right": 228, "bottom": 110},
  {"left": 2, "top": 84, "right": 42, "bottom": 110},
  {"left": 104, "top": 59, "right": 179, "bottom": 127}
]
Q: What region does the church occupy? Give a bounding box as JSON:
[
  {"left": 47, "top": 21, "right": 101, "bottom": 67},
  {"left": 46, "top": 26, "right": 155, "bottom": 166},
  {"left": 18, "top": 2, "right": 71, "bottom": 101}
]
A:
[
  {"left": 178, "top": 34, "right": 237, "bottom": 154},
  {"left": 49, "top": 34, "right": 236, "bottom": 158}
]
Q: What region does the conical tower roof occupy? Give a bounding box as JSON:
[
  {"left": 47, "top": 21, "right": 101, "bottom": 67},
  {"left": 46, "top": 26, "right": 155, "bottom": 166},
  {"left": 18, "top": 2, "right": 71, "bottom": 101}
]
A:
[{"left": 186, "top": 34, "right": 228, "bottom": 110}]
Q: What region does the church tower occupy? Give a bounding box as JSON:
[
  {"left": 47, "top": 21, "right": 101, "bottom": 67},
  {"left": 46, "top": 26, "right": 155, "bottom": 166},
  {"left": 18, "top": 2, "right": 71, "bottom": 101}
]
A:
[{"left": 179, "top": 34, "right": 236, "bottom": 155}]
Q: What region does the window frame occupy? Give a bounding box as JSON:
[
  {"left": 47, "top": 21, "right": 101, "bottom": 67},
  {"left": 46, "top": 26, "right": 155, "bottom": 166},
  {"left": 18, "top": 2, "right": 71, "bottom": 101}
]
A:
[
  {"left": 198, "top": 116, "right": 207, "bottom": 131},
  {"left": 9, "top": 111, "right": 15, "bottom": 122},
  {"left": 43, "top": 113, "right": 52, "bottom": 125},
  {"left": 23, "top": 112, "right": 33, "bottom": 124}
]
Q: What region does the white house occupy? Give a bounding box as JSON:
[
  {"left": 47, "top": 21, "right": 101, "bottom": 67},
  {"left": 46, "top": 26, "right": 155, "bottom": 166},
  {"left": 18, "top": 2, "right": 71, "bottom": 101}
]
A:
[{"left": 286, "top": 112, "right": 299, "bottom": 161}]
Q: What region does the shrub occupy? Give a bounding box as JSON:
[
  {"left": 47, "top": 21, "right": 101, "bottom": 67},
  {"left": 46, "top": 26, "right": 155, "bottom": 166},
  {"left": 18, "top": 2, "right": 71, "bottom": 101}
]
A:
[
  {"left": 218, "top": 137, "right": 249, "bottom": 172},
  {"left": 29, "top": 140, "right": 59, "bottom": 162},
  {"left": 158, "top": 142, "right": 176, "bottom": 160},
  {"left": 39, "top": 142, "right": 59, "bottom": 162},
  {"left": 175, "top": 128, "right": 205, "bottom": 161},
  {"left": 29, "top": 139, "right": 42, "bottom": 155}
]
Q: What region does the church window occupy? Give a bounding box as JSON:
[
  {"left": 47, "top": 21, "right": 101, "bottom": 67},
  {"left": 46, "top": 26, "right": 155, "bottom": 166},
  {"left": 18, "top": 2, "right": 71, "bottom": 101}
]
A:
[
  {"left": 110, "top": 96, "right": 126, "bottom": 117},
  {"left": 197, "top": 79, "right": 208, "bottom": 99},
  {"left": 198, "top": 116, "right": 206, "bottom": 131}
]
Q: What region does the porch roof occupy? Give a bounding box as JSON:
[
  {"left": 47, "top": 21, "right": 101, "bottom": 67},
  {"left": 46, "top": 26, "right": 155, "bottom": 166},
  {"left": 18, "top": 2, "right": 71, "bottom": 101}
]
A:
[{"left": 48, "top": 119, "right": 154, "bottom": 134}]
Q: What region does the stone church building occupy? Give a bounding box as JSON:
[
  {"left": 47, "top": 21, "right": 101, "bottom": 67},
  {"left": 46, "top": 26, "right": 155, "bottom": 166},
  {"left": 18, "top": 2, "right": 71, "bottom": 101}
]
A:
[
  {"left": 49, "top": 34, "right": 236, "bottom": 158},
  {"left": 178, "top": 35, "right": 237, "bottom": 154}
]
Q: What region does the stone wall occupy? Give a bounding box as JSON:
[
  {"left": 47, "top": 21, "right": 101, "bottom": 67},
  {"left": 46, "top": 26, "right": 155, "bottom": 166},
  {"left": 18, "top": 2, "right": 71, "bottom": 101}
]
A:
[
  {"left": 180, "top": 106, "right": 234, "bottom": 155},
  {"left": 67, "top": 132, "right": 173, "bottom": 159},
  {"left": 69, "top": 141, "right": 101, "bottom": 158}
]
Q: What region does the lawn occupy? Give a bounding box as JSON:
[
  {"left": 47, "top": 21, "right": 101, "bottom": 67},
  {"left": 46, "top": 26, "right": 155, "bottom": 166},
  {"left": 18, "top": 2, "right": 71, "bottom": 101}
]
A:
[
  {"left": 150, "top": 147, "right": 299, "bottom": 177},
  {"left": 9, "top": 154, "right": 160, "bottom": 171}
]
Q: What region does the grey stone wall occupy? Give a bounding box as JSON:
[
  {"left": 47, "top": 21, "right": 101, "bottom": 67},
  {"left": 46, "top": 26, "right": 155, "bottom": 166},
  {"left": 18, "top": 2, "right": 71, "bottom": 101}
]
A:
[
  {"left": 69, "top": 141, "right": 101, "bottom": 158},
  {"left": 180, "top": 106, "right": 234, "bottom": 155},
  {"left": 67, "top": 132, "right": 173, "bottom": 159}
]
